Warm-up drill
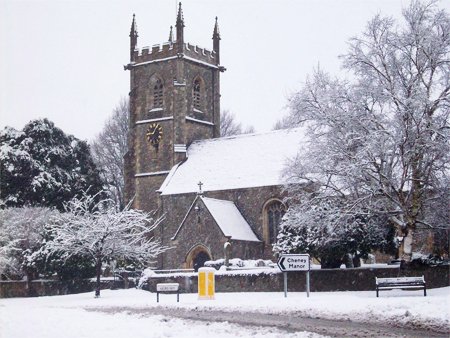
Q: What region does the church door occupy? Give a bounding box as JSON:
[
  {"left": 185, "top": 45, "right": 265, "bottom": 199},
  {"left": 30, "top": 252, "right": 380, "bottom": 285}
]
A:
[
  {"left": 193, "top": 251, "right": 210, "bottom": 271},
  {"left": 186, "top": 245, "right": 211, "bottom": 271}
]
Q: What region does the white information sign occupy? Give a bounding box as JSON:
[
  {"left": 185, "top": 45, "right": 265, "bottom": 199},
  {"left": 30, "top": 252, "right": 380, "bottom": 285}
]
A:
[
  {"left": 277, "top": 254, "right": 310, "bottom": 272},
  {"left": 156, "top": 283, "right": 179, "bottom": 292}
]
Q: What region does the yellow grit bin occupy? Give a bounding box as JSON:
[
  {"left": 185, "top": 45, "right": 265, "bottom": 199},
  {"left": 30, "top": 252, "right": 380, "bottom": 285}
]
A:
[{"left": 198, "top": 267, "right": 215, "bottom": 300}]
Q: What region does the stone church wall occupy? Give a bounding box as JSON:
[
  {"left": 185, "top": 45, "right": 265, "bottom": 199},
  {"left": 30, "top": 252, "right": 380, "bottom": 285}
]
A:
[
  {"left": 160, "top": 185, "right": 286, "bottom": 269},
  {"left": 168, "top": 201, "right": 230, "bottom": 268}
]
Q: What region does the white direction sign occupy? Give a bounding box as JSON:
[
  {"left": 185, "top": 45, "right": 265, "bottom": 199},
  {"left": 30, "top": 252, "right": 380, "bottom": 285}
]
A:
[{"left": 277, "top": 254, "right": 310, "bottom": 272}]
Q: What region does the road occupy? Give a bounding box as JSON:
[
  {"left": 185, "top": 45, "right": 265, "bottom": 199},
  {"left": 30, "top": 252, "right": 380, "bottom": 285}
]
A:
[{"left": 88, "top": 306, "right": 448, "bottom": 338}]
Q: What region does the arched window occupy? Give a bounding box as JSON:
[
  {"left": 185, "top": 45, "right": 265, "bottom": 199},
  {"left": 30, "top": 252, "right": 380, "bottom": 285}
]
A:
[
  {"left": 263, "top": 200, "right": 286, "bottom": 244},
  {"left": 193, "top": 78, "right": 202, "bottom": 110},
  {"left": 153, "top": 79, "right": 164, "bottom": 108}
]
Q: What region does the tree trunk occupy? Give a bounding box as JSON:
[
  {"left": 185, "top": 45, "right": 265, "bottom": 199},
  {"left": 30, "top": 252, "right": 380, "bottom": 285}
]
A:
[
  {"left": 352, "top": 254, "right": 361, "bottom": 268},
  {"left": 343, "top": 254, "right": 354, "bottom": 268},
  {"left": 26, "top": 269, "right": 34, "bottom": 297},
  {"left": 401, "top": 229, "right": 414, "bottom": 262},
  {"left": 95, "top": 258, "right": 102, "bottom": 297}
]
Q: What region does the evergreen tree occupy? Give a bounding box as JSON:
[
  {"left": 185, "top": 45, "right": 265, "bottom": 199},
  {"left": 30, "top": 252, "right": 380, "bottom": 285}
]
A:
[{"left": 0, "top": 119, "right": 104, "bottom": 210}]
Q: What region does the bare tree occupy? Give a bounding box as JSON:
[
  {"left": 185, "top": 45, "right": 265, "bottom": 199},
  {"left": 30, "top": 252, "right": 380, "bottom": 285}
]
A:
[
  {"left": 281, "top": 1, "right": 449, "bottom": 261},
  {"left": 220, "top": 110, "right": 255, "bottom": 137},
  {"left": 272, "top": 115, "right": 294, "bottom": 130},
  {"left": 91, "top": 98, "right": 129, "bottom": 210},
  {"left": 44, "top": 192, "right": 168, "bottom": 297}
]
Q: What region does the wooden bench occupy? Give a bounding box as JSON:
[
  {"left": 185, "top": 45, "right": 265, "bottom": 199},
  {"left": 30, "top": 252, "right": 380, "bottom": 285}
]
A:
[
  {"left": 156, "top": 283, "right": 180, "bottom": 302},
  {"left": 375, "top": 276, "right": 426, "bottom": 297}
]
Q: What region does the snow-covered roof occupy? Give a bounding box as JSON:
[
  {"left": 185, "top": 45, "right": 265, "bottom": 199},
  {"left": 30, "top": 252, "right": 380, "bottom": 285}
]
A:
[
  {"left": 159, "top": 127, "right": 307, "bottom": 195},
  {"left": 201, "top": 197, "right": 260, "bottom": 242}
]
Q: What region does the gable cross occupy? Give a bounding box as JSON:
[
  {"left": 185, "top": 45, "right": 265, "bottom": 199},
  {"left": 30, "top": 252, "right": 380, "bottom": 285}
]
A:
[{"left": 197, "top": 181, "right": 203, "bottom": 194}]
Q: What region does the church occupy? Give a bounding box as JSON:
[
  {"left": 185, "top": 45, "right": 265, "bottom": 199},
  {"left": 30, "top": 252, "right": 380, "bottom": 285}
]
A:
[{"left": 124, "top": 4, "right": 307, "bottom": 269}]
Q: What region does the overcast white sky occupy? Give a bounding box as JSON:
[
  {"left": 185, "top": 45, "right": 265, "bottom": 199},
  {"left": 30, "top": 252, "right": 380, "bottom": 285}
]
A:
[{"left": 1, "top": 0, "right": 448, "bottom": 141}]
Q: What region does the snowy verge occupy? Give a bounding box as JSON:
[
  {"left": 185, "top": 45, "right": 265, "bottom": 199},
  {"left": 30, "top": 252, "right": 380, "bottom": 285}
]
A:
[
  {"left": 95, "top": 287, "right": 449, "bottom": 333},
  {"left": 2, "top": 287, "right": 447, "bottom": 334},
  {"left": 0, "top": 292, "right": 321, "bottom": 338}
]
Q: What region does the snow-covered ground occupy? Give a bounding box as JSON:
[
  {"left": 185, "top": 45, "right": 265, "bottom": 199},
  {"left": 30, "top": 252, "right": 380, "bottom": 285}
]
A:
[{"left": 0, "top": 287, "right": 448, "bottom": 337}]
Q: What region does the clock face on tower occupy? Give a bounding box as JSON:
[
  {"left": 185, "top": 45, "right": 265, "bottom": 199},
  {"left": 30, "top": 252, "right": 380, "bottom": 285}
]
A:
[{"left": 146, "top": 123, "right": 163, "bottom": 146}]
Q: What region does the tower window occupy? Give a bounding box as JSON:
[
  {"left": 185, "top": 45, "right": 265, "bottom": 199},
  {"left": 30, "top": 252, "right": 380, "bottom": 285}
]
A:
[
  {"left": 193, "top": 79, "right": 202, "bottom": 110},
  {"left": 263, "top": 200, "right": 286, "bottom": 244},
  {"left": 153, "top": 79, "right": 164, "bottom": 108}
]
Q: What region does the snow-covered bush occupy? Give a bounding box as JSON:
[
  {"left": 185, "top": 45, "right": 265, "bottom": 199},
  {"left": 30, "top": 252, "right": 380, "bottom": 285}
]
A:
[
  {"left": 410, "top": 253, "right": 448, "bottom": 268},
  {"left": 0, "top": 206, "right": 96, "bottom": 281},
  {"left": 137, "top": 268, "right": 157, "bottom": 289},
  {"left": 204, "top": 258, "right": 274, "bottom": 270},
  {"left": 274, "top": 197, "right": 396, "bottom": 268},
  {"left": 44, "top": 192, "right": 168, "bottom": 297},
  {"left": 0, "top": 207, "right": 56, "bottom": 280},
  {"left": 204, "top": 258, "right": 225, "bottom": 270}
]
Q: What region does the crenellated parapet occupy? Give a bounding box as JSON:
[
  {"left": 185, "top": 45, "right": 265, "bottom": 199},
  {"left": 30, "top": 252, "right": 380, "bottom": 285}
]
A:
[
  {"left": 184, "top": 43, "right": 217, "bottom": 65},
  {"left": 130, "top": 42, "right": 218, "bottom": 68},
  {"left": 132, "top": 42, "right": 177, "bottom": 64}
]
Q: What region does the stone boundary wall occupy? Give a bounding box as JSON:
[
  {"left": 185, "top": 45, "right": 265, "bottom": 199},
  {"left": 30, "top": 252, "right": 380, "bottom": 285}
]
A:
[
  {"left": 1, "top": 266, "right": 448, "bottom": 298},
  {"left": 0, "top": 279, "right": 136, "bottom": 298},
  {"left": 143, "top": 265, "right": 450, "bottom": 294}
]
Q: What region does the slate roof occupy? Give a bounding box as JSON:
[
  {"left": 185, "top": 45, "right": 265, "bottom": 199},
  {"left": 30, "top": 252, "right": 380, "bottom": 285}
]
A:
[
  {"left": 201, "top": 197, "right": 260, "bottom": 242},
  {"left": 171, "top": 196, "right": 260, "bottom": 242},
  {"left": 159, "top": 127, "right": 307, "bottom": 195}
]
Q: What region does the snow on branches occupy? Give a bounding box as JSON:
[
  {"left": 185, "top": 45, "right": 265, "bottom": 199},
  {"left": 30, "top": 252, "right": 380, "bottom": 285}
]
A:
[
  {"left": 0, "top": 207, "right": 57, "bottom": 280},
  {"left": 281, "top": 1, "right": 449, "bottom": 261},
  {"left": 0, "top": 119, "right": 104, "bottom": 210},
  {"left": 44, "top": 192, "right": 168, "bottom": 296},
  {"left": 274, "top": 196, "right": 396, "bottom": 268}
]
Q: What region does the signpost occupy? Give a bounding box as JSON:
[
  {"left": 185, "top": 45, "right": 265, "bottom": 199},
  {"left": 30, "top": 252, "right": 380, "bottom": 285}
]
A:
[
  {"left": 156, "top": 283, "right": 180, "bottom": 302},
  {"left": 277, "top": 254, "right": 310, "bottom": 298}
]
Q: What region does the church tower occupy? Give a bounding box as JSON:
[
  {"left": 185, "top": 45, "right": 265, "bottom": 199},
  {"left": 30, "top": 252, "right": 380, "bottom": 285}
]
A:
[{"left": 124, "top": 4, "right": 224, "bottom": 213}]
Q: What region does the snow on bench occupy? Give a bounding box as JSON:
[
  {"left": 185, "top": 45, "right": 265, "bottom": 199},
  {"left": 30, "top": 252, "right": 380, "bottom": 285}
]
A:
[
  {"left": 375, "top": 276, "right": 426, "bottom": 297},
  {"left": 156, "top": 283, "right": 180, "bottom": 302}
]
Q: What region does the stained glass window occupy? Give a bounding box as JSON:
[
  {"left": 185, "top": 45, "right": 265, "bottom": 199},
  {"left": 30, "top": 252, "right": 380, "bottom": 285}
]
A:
[{"left": 266, "top": 201, "right": 286, "bottom": 243}]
